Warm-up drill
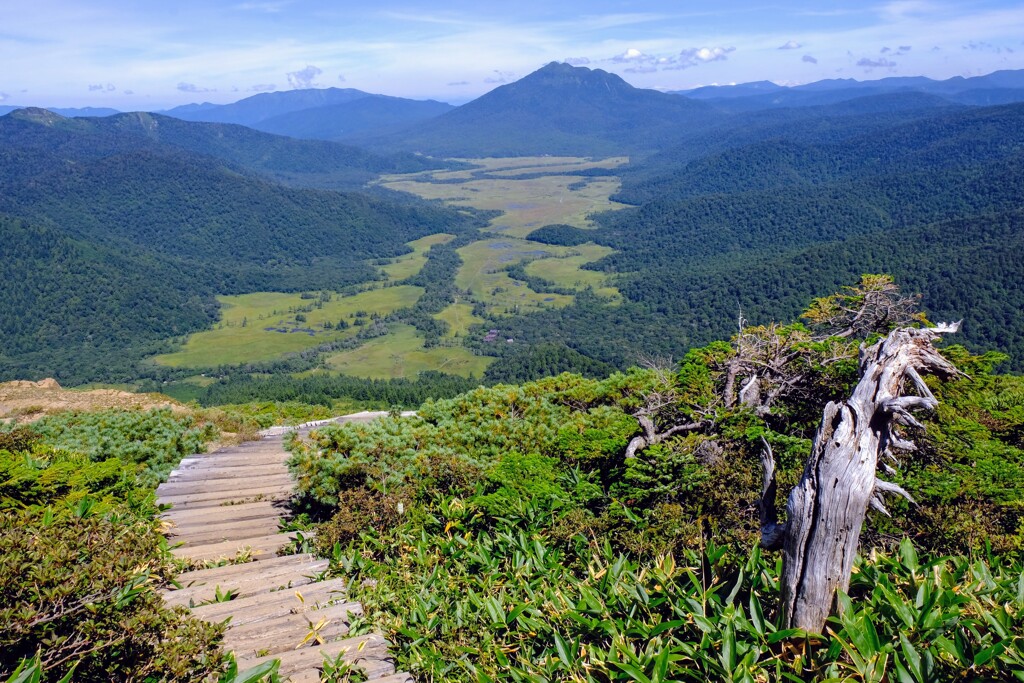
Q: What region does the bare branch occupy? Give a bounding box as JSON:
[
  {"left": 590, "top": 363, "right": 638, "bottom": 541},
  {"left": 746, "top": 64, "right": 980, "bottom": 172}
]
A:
[
  {"left": 758, "top": 436, "right": 787, "bottom": 550},
  {"left": 874, "top": 478, "right": 917, "bottom": 505}
]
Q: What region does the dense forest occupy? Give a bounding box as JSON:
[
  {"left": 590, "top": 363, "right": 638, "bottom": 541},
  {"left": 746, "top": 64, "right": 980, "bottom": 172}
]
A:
[
  {"left": 0, "top": 109, "right": 486, "bottom": 383},
  {"left": 476, "top": 102, "right": 1024, "bottom": 374}
]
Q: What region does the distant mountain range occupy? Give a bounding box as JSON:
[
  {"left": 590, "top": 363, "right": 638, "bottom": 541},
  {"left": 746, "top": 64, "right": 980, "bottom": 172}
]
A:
[
  {"left": 672, "top": 69, "right": 1024, "bottom": 111},
  {"left": 0, "top": 105, "right": 121, "bottom": 118},
  {"left": 160, "top": 87, "right": 455, "bottom": 141},
  {"left": 4, "top": 66, "right": 1024, "bottom": 154}
]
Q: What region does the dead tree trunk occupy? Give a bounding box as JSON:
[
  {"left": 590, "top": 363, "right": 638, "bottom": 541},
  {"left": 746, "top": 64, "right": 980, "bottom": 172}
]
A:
[{"left": 762, "top": 324, "right": 961, "bottom": 633}]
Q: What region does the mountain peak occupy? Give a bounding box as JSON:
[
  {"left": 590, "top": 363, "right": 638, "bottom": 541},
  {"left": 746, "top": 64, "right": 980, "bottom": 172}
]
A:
[
  {"left": 372, "top": 61, "right": 713, "bottom": 157},
  {"left": 514, "top": 62, "right": 635, "bottom": 91},
  {"left": 7, "top": 107, "right": 68, "bottom": 125}
]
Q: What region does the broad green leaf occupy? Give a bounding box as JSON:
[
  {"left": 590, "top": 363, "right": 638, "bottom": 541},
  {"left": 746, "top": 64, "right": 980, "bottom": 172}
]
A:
[{"left": 973, "top": 640, "right": 1008, "bottom": 667}]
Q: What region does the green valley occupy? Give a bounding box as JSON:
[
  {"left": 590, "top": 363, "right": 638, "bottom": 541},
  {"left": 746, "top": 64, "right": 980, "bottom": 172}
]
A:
[{"left": 143, "top": 155, "right": 628, "bottom": 397}]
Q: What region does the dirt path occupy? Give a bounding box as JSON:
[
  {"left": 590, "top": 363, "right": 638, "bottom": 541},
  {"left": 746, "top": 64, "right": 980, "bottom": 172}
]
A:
[
  {"left": 0, "top": 378, "right": 183, "bottom": 424},
  {"left": 158, "top": 413, "right": 411, "bottom": 683}
]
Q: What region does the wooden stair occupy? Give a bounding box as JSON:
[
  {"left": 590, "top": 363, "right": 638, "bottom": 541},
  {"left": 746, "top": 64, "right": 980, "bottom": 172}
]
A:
[{"left": 158, "top": 414, "right": 412, "bottom": 682}]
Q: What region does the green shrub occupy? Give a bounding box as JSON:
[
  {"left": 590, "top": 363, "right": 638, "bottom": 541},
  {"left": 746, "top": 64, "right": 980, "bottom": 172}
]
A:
[
  {"left": 3, "top": 408, "right": 218, "bottom": 486},
  {"left": 315, "top": 488, "right": 410, "bottom": 554},
  {"left": 472, "top": 452, "right": 568, "bottom": 518},
  {"left": 0, "top": 506, "right": 226, "bottom": 681},
  {"left": 0, "top": 449, "right": 148, "bottom": 514},
  {"left": 0, "top": 409, "right": 230, "bottom": 680}
]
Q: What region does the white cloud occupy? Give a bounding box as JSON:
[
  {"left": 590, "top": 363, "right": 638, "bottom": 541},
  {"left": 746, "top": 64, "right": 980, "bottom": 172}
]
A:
[
  {"left": 608, "top": 48, "right": 681, "bottom": 71},
  {"left": 857, "top": 57, "right": 897, "bottom": 68},
  {"left": 879, "top": 0, "right": 936, "bottom": 21},
  {"left": 88, "top": 83, "right": 116, "bottom": 92},
  {"left": 779, "top": 40, "right": 802, "bottom": 50},
  {"left": 483, "top": 70, "right": 515, "bottom": 84},
  {"left": 802, "top": 54, "right": 819, "bottom": 64},
  {"left": 337, "top": 74, "right": 346, "bottom": 83},
  {"left": 286, "top": 65, "right": 322, "bottom": 89},
  {"left": 564, "top": 57, "right": 590, "bottom": 66},
  {"left": 248, "top": 83, "right": 276, "bottom": 92},
  {"left": 613, "top": 48, "right": 648, "bottom": 63},
  {"left": 447, "top": 80, "right": 469, "bottom": 86},
  {"left": 667, "top": 46, "right": 735, "bottom": 69},
  {"left": 177, "top": 82, "right": 213, "bottom": 93}
]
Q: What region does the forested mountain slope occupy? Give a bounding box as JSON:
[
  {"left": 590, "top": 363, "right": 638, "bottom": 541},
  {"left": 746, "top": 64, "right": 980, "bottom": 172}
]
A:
[
  {"left": 0, "top": 215, "right": 219, "bottom": 379},
  {"left": 614, "top": 102, "right": 1024, "bottom": 204},
  {"left": 1, "top": 108, "right": 452, "bottom": 191},
  {"left": 487, "top": 102, "right": 1024, "bottom": 372},
  {"left": 0, "top": 110, "right": 482, "bottom": 383}
]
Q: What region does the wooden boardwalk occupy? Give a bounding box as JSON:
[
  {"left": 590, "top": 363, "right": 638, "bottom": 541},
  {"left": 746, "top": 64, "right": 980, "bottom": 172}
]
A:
[{"left": 158, "top": 414, "right": 411, "bottom": 683}]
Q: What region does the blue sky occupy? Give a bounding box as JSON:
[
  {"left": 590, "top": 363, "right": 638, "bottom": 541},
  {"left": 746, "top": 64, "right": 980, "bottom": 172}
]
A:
[{"left": 1, "top": 0, "right": 1022, "bottom": 109}]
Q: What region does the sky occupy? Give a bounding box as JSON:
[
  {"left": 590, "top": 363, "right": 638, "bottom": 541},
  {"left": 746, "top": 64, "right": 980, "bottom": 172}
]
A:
[{"left": 1, "top": 0, "right": 1023, "bottom": 109}]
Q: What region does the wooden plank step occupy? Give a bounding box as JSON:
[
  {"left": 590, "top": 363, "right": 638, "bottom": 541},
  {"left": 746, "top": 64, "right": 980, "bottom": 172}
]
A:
[
  {"left": 175, "top": 454, "right": 290, "bottom": 469},
  {"left": 166, "top": 517, "right": 284, "bottom": 543},
  {"left": 166, "top": 569, "right": 323, "bottom": 609},
  {"left": 161, "top": 500, "right": 282, "bottom": 525},
  {"left": 174, "top": 553, "right": 317, "bottom": 581},
  {"left": 165, "top": 518, "right": 287, "bottom": 540},
  {"left": 169, "top": 463, "right": 287, "bottom": 481},
  {"left": 157, "top": 474, "right": 294, "bottom": 495},
  {"left": 165, "top": 559, "right": 328, "bottom": 608},
  {"left": 222, "top": 600, "right": 359, "bottom": 656},
  {"left": 158, "top": 484, "right": 293, "bottom": 509},
  {"left": 237, "top": 634, "right": 394, "bottom": 680},
  {"left": 174, "top": 553, "right": 322, "bottom": 586},
  {"left": 175, "top": 449, "right": 287, "bottom": 465},
  {"left": 191, "top": 577, "right": 350, "bottom": 624},
  {"left": 171, "top": 532, "right": 295, "bottom": 562}
]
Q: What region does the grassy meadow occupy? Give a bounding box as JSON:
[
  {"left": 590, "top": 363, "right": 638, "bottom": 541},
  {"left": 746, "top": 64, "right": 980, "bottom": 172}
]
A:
[
  {"left": 377, "top": 232, "right": 455, "bottom": 281},
  {"left": 153, "top": 285, "right": 423, "bottom": 368},
  {"left": 455, "top": 238, "right": 575, "bottom": 316},
  {"left": 323, "top": 324, "right": 492, "bottom": 379},
  {"left": 434, "top": 302, "right": 486, "bottom": 338},
  {"left": 523, "top": 243, "right": 620, "bottom": 300},
  {"left": 380, "top": 156, "right": 628, "bottom": 239},
  {"left": 382, "top": 156, "right": 624, "bottom": 316}
]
